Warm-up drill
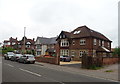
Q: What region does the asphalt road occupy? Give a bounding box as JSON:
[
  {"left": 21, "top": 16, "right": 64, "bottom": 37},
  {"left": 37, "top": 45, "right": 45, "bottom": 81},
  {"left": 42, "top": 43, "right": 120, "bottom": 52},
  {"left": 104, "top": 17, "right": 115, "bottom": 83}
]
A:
[{"left": 2, "top": 58, "right": 117, "bottom": 84}]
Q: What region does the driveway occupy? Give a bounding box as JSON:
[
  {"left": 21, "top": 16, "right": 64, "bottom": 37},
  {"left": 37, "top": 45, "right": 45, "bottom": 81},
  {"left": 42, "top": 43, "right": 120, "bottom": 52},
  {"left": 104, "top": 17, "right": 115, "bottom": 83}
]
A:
[{"left": 60, "top": 61, "right": 82, "bottom": 69}]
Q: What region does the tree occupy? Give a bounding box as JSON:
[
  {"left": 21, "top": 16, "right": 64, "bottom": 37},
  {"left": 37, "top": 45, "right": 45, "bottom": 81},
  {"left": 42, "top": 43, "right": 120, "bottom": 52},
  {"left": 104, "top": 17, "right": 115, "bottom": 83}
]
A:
[
  {"left": 113, "top": 47, "right": 120, "bottom": 57},
  {"left": 2, "top": 47, "right": 15, "bottom": 54}
]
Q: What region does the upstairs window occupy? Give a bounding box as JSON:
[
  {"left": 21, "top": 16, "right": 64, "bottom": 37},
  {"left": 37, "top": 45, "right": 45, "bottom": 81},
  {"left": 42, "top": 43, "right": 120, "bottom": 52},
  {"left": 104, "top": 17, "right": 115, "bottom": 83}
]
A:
[
  {"left": 26, "top": 42, "right": 31, "bottom": 45},
  {"left": 108, "top": 42, "right": 110, "bottom": 47},
  {"left": 99, "top": 40, "right": 101, "bottom": 46},
  {"left": 94, "top": 39, "right": 97, "bottom": 45},
  {"left": 80, "top": 39, "right": 86, "bottom": 45},
  {"left": 102, "top": 41, "right": 104, "bottom": 47},
  {"left": 61, "top": 39, "right": 69, "bottom": 47},
  {"left": 36, "top": 45, "right": 41, "bottom": 49},
  {"left": 72, "top": 40, "right": 75, "bottom": 45}
]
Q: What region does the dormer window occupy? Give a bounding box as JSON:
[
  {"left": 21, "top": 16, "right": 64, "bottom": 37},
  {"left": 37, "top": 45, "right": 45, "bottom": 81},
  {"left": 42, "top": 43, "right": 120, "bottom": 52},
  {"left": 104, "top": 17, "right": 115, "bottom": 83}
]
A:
[{"left": 73, "top": 30, "right": 81, "bottom": 34}]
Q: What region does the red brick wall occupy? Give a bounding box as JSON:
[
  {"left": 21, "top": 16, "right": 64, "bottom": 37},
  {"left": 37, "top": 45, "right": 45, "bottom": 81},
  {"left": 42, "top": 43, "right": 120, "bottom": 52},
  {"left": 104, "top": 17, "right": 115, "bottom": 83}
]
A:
[
  {"left": 35, "top": 56, "right": 59, "bottom": 65},
  {"left": 103, "top": 57, "right": 119, "bottom": 65}
]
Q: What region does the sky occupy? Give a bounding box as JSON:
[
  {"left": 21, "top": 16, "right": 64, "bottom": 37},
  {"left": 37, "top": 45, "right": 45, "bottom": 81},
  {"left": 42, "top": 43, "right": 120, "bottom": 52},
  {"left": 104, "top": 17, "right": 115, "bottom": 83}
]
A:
[{"left": 0, "top": 0, "right": 119, "bottom": 48}]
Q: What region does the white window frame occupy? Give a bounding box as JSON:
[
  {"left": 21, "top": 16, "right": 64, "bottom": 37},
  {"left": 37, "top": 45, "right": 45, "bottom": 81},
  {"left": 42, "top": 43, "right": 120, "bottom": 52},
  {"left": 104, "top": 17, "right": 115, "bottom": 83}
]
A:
[
  {"left": 80, "top": 39, "right": 86, "bottom": 45},
  {"left": 94, "top": 39, "right": 97, "bottom": 45},
  {"left": 79, "top": 51, "right": 86, "bottom": 57},
  {"left": 60, "top": 49, "right": 69, "bottom": 56},
  {"left": 108, "top": 42, "right": 110, "bottom": 47},
  {"left": 61, "top": 39, "right": 69, "bottom": 47},
  {"left": 102, "top": 41, "right": 104, "bottom": 47},
  {"left": 99, "top": 40, "right": 101, "bottom": 46},
  {"left": 72, "top": 40, "right": 75, "bottom": 45}
]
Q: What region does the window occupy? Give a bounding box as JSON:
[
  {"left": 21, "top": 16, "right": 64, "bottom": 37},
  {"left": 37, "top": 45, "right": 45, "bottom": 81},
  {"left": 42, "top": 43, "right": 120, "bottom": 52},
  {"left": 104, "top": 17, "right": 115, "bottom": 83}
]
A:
[
  {"left": 108, "top": 42, "right": 110, "bottom": 47},
  {"left": 12, "top": 42, "right": 16, "bottom": 45},
  {"left": 94, "top": 39, "right": 97, "bottom": 45},
  {"left": 71, "top": 51, "right": 75, "bottom": 57},
  {"left": 102, "top": 41, "right": 104, "bottom": 47},
  {"left": 61, "top": 39, "right": 69, "bottom": 47},
  {"left": 63, "top": 35, "right": 65, "bottom": 38},
  {"left": 37, "top": 45, "right": 41, "bottom": 49},
  {"left": 60, "top": 35, "right": 62, "bottom": 38},
  {"left": 72, "top": 40, "right": 75, "bottom": 45},
  {"left": 99, "top": 40, "right": 101, "bottom": 46},
  {"left": 73, "top": 30, "right": 81, "bottom": 34},
  {"left": 79, "top": 51, "right": 86, "bottom": 57},
  {"left": 37, "top": 51, "right": 41, "bottom": 55},
  {"left": 60, "top": 49, "right": 69, "bottom": 56},
  {"left": 80, "top": 39, "right": 86, "bottom": 45}
]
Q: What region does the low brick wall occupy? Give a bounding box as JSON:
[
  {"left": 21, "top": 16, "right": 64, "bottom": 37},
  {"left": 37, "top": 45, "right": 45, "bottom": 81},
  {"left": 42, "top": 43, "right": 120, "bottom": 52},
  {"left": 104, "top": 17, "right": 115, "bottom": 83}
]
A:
[
  {"left": 35, "top": 56, "right": 59, "bottom": 65},
  {"left": 103, "top": 57, "right": 119, "bottom": 65}
]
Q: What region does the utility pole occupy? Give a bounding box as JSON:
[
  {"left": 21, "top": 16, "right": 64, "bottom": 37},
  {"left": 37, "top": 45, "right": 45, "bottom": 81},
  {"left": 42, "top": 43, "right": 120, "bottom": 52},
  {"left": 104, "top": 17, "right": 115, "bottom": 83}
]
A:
[{"left": 24, "top": 27, "right": 26, "bottom": 54}]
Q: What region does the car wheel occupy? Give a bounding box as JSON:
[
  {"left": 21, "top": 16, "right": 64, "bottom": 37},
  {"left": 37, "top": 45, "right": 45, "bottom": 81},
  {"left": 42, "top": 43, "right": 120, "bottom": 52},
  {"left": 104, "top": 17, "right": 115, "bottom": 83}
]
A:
[
  {"left": 18, "top": 60, "right": 21, "bottom": 63},
  {"left": 32, "top": 61, "right": 35, "bottom": 64},
  {"left": 23, "top": 60, "right": 27, "bottom": 64},
  {"left": 63, "top": 58, "right": 66, "bottom": 62},
  {"left": 4, "top": 57, "right": 6, "bottom": 60}
]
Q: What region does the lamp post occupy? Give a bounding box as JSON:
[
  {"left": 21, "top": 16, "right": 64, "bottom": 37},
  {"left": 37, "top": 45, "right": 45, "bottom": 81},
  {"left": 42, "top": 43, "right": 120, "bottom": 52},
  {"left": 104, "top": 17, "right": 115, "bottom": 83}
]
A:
[{"left": 24, "top": 27, "right": 26, "bottom": 54}]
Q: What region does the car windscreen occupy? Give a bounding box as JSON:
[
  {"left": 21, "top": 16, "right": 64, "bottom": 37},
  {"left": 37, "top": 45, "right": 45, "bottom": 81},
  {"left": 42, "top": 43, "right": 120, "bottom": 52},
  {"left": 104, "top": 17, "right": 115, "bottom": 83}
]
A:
[
  {"left": 7, "top": 52, "right": 14, "bottom": 55},
  {"left": 16, "top": 54, "right": 23, "bottom": 57}
]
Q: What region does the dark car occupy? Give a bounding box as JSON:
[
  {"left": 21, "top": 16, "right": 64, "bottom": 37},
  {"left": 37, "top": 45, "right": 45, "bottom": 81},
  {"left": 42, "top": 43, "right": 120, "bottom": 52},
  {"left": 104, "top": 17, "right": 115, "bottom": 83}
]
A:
[
  {"left": 18, "top": 54, "right": 35, "bottom": 64},
  {"left": 11, "top": 54, "right": 23, "bottom": 61},
  {"left": 60, "top": 55, "right": 71, "bottom": 62}
]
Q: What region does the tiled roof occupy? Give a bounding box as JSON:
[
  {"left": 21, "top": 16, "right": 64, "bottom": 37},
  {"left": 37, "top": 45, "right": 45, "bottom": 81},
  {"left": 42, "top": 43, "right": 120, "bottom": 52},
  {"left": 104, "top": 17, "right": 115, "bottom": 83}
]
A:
[
  {"left": 58, "top": 26, "right": 111, "bottom": 41},
  {"left": 36, "top": 37, "right": 57, "bottom": 45}
]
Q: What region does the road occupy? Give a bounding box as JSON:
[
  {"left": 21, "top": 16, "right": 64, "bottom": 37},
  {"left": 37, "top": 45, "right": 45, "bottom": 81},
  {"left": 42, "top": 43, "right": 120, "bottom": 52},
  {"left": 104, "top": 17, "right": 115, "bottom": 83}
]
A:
[{"left": 2, "top": 58, "right": 118, "bottom": 84}]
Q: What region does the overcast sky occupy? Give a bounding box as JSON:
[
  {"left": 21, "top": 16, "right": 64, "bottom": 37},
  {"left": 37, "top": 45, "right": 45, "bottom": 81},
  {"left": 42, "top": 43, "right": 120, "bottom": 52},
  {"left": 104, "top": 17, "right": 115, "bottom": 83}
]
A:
[{"left": 0, "top": 0, "right": 119, "bottom": 48}]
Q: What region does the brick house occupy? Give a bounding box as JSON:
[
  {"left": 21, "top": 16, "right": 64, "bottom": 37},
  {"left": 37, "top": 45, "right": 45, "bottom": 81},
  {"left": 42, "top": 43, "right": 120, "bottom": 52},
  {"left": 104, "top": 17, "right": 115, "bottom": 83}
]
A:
[
  {"left": 56, "top": 26, "right": 112, "bottom": 61},
  {"left": 3, "top": 37, "right": 18, "bottom": 49},
  {"left": 35, "top": 37, "right": 57, "bottom": 56},
  {"left": 18, "top": 36, "right": 35, "bottom": 51}
]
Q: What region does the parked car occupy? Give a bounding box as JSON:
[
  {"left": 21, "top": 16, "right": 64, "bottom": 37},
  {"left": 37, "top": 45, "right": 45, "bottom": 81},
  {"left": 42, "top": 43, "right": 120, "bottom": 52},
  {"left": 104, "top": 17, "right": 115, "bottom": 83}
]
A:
[
  {"left": 60, "top": 55, "right": 71, "bottom": 62},
  {"left": 18, "top": 54, "right": 35, "bottom": 64},
  {"left": 11, "top": 54, "right": 23, "bottom": 61},
  {"left": 4, "top": 52, "right": 14, "bottom": 60}
]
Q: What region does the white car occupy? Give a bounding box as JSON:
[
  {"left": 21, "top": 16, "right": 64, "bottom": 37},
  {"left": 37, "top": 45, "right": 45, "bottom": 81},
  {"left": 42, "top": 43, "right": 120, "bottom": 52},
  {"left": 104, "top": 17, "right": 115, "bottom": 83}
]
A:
[
  {"left": 11, "top": 54, "right": 23, "bottom": 61},
  {"left": 18, "top": 54, "right": 35, "bottom": 64},
  {"left": 4, "top": 52, "right": 14, "bottom": 60}
]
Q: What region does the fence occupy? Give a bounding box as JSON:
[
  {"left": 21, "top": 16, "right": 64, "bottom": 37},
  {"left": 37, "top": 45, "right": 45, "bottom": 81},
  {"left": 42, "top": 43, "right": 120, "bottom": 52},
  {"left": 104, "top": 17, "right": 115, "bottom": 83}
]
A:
[{"left": 81, "top": 54, "right": 119, "bottom": 69}]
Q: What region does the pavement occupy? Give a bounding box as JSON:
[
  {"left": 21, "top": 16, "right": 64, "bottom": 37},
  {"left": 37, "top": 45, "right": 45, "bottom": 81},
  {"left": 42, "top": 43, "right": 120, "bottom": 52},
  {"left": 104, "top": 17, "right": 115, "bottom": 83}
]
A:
[{"left": 35, "top": 61, "right": 119, "bottom": 82}]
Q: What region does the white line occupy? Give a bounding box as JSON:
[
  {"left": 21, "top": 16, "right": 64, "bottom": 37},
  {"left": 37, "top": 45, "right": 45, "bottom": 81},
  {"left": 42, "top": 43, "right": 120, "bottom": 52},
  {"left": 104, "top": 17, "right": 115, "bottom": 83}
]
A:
[
  {"left": 19, "top": 68, "right": 41, "bottom": 77},
  {"left": 6, "top": 64, "right": 14, "bottom": 67}
]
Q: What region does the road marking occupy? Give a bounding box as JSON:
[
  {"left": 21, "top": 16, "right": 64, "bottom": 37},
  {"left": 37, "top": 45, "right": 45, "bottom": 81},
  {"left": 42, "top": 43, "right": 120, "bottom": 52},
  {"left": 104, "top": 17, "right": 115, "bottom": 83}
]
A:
[
  {"left": 6, "top": 64, "right": 14, "bottom": 67},
  {"left": 19, "top": 68, "right": 41, "bottom": 77}
]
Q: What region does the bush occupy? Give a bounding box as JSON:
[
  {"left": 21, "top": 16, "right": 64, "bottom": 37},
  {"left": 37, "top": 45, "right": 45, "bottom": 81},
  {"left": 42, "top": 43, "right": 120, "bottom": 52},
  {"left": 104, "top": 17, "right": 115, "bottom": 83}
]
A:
[{"left": 88, "top": 65, "right": 103, "bottom": 70}]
